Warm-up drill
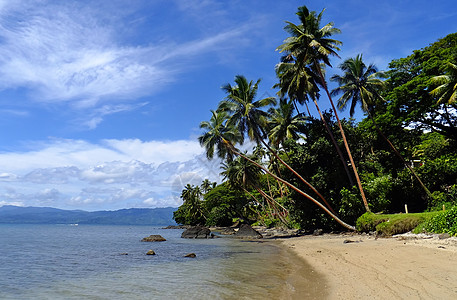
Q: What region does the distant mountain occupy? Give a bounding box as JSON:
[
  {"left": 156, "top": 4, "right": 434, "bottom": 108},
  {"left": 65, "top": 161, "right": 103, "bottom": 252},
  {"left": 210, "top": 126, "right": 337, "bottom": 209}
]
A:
[{"left": 0, "top": 205, "right": 177, "bottom": 225}]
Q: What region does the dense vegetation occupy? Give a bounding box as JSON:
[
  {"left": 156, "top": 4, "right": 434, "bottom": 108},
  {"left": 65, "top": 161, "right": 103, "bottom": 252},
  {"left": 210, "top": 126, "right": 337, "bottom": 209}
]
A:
[{"left": 173, "top": 5, "right": 457, "bottom": 234}]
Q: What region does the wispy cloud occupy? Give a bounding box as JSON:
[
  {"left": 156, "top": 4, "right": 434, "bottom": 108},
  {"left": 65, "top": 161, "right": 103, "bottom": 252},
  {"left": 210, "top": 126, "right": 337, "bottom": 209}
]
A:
[{"left": 0, "top": 0, "right": 253, "bottom": 129}]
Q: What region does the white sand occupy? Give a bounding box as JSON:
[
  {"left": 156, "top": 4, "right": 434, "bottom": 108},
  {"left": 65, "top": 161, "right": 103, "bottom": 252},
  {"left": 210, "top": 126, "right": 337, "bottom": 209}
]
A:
[{"left": 280, "top": 233, "right": 457, "bottom": 299}]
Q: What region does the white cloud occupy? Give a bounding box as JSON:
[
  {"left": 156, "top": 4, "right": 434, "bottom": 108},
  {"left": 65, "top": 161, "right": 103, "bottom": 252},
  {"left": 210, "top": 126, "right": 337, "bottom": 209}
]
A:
[{"left": 0, "top": 138, "right": 222, "bottom": 210}]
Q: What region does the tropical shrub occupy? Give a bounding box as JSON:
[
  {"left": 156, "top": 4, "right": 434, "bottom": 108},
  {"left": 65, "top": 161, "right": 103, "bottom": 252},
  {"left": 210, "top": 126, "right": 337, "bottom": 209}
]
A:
[{"left": 421, "top": 206, "right": 457, "bottom": 235}]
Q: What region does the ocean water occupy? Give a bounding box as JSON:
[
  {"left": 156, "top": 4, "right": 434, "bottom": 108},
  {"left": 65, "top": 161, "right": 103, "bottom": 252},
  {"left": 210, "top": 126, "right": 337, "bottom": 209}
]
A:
[{"left": 0, "top": 224, "right": 317, "bottom": 299}]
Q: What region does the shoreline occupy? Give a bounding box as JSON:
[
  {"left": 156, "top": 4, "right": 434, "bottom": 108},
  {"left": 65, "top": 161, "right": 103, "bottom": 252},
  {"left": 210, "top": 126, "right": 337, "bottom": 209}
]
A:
[{"left": 279, "top": 233, "right": 457, "bottom": 299}]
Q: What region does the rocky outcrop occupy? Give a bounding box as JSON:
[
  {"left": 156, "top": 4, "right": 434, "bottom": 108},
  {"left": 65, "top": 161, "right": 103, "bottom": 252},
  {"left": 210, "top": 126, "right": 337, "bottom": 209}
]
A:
[
  {"left": 141, "top": 235, "right": 167, "bottom": 242},
  {"left": 184, "top": 253, "right": 196, "bottom": 258},
  {"left": 163, "top": 225, "right": 191, "bottom": 229},
  {"left": 234, "top": 224, "right": 263, "bottom": 239},
  {"left": 146, "top": 249, "right": 156, "bottom": 255},
  {"left": 181, "top": 226, "right": 213, "bottom": 239}
]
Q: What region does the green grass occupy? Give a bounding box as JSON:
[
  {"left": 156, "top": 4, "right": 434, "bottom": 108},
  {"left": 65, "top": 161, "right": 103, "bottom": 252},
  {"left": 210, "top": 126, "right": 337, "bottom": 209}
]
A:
[{"left": 356, "top": 211, "right": 443, "bottom": 236}]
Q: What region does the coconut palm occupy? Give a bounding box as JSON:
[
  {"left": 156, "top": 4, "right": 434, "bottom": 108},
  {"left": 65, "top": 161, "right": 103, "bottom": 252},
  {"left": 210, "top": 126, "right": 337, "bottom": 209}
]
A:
[
  {"left": 267, "top": 98, "right": 306, "bottom": 148},
  {"left": 198, "top": 110, "right": 355, "bottom": 230},
  {"left": 330, "top": 54, "right": 386, "bottom": 116},
  {"left": 198, "top": 110, "right": 242, "bottom": 162},
  {"left": 218, "top": 75, "right": 277, "bottom": 144},
  {"left": 275, "top": 60, "right": 355, "bottom": 186},
  {"left": 331, "top": 54, "right": 432, "bottom": 198},
  {"left": 201, "top": 179, "right": 215, "bottom": 194},
  {"left": 277, "top": 5, "right": 370, "bottom": 212},
  {"left": 220, "top": 75, "right": 337, "bottom": 214},
  {"left": 220, "top": 155, "right": 285, "bottom": 220},
  {"left": 430, "top": 62, "right": 457, "bottom": 105},
  {"left": 181, "top": 184, "right": 205, "bottom": 224}
]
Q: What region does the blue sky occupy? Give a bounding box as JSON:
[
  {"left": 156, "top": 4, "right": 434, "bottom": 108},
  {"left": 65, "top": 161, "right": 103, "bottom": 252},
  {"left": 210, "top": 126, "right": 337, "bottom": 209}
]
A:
[{"left": 0, "top": 0, "right": 455, "bottom": 211}]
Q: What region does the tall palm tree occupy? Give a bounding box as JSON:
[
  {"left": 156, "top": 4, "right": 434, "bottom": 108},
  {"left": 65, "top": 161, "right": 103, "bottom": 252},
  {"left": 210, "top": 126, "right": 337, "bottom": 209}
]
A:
[
  {"left": 218, "top": 75, "right": 277, "bottom": 144},
  {"left": 277, "top": 5, "right": 370, "bottom": 212},
  {"left": 198, "top": 110, "right": 355, "bottom": 230},
  {"left": 331, "top": 54, "right": 432, "bottom": 198},
  {"left": 275, "top": 59, "right": 355, "bottom": 186},
  {"left": 220, "top": 75, "right": 337, "bottom": 214},
  {"left": 430, "top": 62, "right": 457, "bottom": 105}
]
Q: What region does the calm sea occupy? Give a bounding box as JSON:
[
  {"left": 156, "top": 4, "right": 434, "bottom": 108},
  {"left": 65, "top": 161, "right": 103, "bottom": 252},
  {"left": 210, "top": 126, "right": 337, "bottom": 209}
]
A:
[{"left": 0, "top": 224, "right": 320, "bottom": 299}]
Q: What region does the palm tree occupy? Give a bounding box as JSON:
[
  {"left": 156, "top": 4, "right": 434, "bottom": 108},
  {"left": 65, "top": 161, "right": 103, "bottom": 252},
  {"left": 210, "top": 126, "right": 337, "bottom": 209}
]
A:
[
  {"left": 218, "top": 75, "right": 277, "bottom": 144},
  {"left": 198, "top": 110, "right": 355, "bottom": 230},
  {"left": 331, "top": 54, "right": 432, "bottom": 198},
  {"left": 201, "top": 179, "right": 215, "bottom": 194},
  {"left": 181, "top": 184, "right": 206, "bottom": 225},
  {"left": 330, "top": 54, "right": 386, "bottom": 116},
  {"left": 430, "top": 62, "right": 457, "bottom": 105},
  {"left": 277, "top": 5, "right": 370, "bottom": 212},
  {"left": 220, "top": 75, "right": 337, "bottom": 214},
  {"left": 267, "top": 98, "right": 306, "bottom": 148},
  {"left": 198, "top": 110, "right": 242, "bottom": 162},
  {"left": 275, "top": 59, "right": 355, "bottom": 186},
  {"left": 221, "top": 155, "right": 288, "bottom": 223}
]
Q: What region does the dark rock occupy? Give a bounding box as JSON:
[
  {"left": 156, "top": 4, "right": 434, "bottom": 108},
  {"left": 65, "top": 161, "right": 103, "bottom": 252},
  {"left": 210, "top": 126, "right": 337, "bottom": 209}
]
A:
[
  {"left": 438, "top": 233, "right": 451, "bottom": 239},
  {"left": 141, "top": 235, "right": 167, "bottom": 242},
  {"left": 313, "top": 229, "right": 324, "bottom": 236},
  {"left": 234, "top": 224, "right": 263, "bottom": 239},
  {"left": 120, "top": 252, "right": 128, "bottom": 255},
  {"left": 343, "top": 239, "right": 355, "bottom": 244},
  {"left": 184, "top": 253, "right": 196, "bottom": 258},
  {"left": 146, "top": 250, "right": 156, "bottom": 255},
  {"left": 163, "top": 225, "right": 190, "bottom": 229},
  {"left": 181, "top": 226, "right": 212, "bottom": 239}
]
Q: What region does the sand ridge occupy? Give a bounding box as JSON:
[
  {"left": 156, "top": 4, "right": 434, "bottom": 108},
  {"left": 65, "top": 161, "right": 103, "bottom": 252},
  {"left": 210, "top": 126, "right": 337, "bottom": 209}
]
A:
[{"left": 280, "top": 233, "right": 457, "bottom": 299}]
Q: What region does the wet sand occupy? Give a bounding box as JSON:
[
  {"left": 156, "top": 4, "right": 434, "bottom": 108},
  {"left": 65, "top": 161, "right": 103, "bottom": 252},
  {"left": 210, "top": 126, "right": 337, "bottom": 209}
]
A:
[{"left": 280, "top": 233, "right": 457, "bottom": 299}]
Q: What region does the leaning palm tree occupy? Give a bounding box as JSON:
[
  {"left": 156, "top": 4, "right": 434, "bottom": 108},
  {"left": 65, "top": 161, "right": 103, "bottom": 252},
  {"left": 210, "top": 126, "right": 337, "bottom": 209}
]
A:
[
  {"left": 198, "top": 110, "right": 242, "bottom": 161},
  {"left": 198, "top": 110, "right": 355, "bottom": 230},
  {"left": 331, "top": 54, "right": 432, "bottom": 198},
  {"left": 277, "top": 5, "right": 370, "bottom": 212},
  {"left": 220, "top": 75, "right": 336, "bottom": 214},
  {"left": 220, "top": 155, "right": 288, "bottom": 224},
  {"left": 430, "top": 62, "right": 457, "bottom": 105}
]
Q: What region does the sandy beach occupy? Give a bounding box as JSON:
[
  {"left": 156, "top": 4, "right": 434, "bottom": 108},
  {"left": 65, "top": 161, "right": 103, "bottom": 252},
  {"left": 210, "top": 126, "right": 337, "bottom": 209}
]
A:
[{"left": 280, "top": 233, "right": 457, "bottom": 299}]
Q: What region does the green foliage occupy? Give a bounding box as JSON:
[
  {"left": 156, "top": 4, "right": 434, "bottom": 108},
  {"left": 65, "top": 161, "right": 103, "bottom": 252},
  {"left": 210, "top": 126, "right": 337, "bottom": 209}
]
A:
[
  {"left": 339, "top": 187, "right": 364, "bottom": 223},
  {"left": 356, "top": 211, "right": 441, "bottom": 236},
  {"left": 363, "top": 175, "right": 396, "bottom": 212},
  {"left": 419, "top": 206, "right": 457, "bottom": 236}
]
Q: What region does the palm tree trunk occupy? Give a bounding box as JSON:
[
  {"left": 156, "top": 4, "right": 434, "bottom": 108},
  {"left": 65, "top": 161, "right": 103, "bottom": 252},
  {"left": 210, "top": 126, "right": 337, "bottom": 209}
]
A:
[
  {"left": 312, "top": 97, "right": 355, "bottom": 186},
  {"left": 258, "top": 138, "right": 338, "bottom": 215},
  {"left": 369, "top": 113, "right": 433, "bottom": 198},
  {"left": 315, "top": 64, "right": 370, "bottom": 212},
  {"left": 225, "top": 143, "right": 355, "bottom": 230}
]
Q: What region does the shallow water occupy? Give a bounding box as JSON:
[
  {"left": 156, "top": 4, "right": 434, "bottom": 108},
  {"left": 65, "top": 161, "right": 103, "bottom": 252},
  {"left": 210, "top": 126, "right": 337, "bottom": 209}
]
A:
[{"left": 0, "top": 224, "right": 322, "bottom": 299}]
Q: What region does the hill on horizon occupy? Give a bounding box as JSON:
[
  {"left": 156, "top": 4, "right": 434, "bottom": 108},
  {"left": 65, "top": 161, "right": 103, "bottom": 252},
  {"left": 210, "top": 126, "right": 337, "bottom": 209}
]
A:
[{"left": 0, "top": 205, "right": 177, "bottom": 226}]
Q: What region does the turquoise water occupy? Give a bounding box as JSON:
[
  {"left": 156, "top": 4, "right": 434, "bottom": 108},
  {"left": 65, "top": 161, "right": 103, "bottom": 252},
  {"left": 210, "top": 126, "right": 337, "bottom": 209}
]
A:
[{"left": 0, "top": 224, "right": 308, "bottom": 299}]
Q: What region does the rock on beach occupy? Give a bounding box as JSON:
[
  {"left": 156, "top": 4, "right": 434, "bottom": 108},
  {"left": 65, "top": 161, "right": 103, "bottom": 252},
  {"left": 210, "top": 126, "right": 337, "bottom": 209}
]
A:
[
  {"left": 141, "top": 235, "right": 167, "bottom": 242},
  {"left": 181, "top": 226, "right": 213, "bottom": 239}
]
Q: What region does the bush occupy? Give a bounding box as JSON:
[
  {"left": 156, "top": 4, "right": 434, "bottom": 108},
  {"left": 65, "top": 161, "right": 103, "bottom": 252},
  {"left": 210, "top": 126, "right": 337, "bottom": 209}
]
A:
[
  {"left": 356, "top": 211, "right": 440, "bottom": 236},
  {"left": 420, "top": 206, "right": 457, "bottom": 235}
]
